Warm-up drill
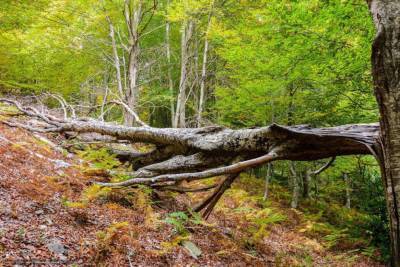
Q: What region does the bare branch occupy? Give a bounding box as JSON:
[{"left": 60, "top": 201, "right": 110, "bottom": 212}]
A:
[
  {"left": 96, "top": 151, "right": 280, "bottom": 187},
  {"left": 0, "top": 98, "right": 62, "bottom": 126},
  {"left": 44, "top": 93, "right": 68, "bottom": 119},
  {"left": 109, "top": 99, "right": 149, "bottom": 127},
  {"left": 1, "top": 120, "right": 60, "bottom": 133},
  {"left": 153, "top": 184, "right": 217, "bottom": 193},
  {"left": 312, "top": 156, "right": 336, "bottom": 175}
]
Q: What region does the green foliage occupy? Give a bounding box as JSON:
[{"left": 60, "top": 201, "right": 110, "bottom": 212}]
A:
[
  {"left": 61, "top": 184, "right": 112, "bottom": 210},
  {"left": 62, "top": 200, "right": 87, "bottom": 209},
  {"left": 78, "top": 147, "right": 120, "bottom": 170},
  {"left": 322, "top": 228, "right": 350, "bottom": 249},
  {"left": 248, "top": 208, "right": 286, "bottom": 243},
  {"left": 0, "top": 0, "right": 378, "bottom": 127},
  {"left": 110, "top": 173, "right": 131, "bottom": 183},
  {"left": 163, "top": 210, "right": 204, "bottom": 236},
  {"left": 212, "top": 0, "right": 376, "bottom": 127},
  {"left": 163, "top": 211, "right": 190, "bottom": 235},
  {"left": 83, "top": 184, "right": 112, "bottom": 202}
]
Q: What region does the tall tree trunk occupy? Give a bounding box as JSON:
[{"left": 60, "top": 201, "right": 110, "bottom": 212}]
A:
[
  {"left": 263, "top": 98, "right": 275, "bottom": 200},
  {"left": 263, "top": 163, "right": 272, "bottom": 200},
  {"left": 100, "top": 70, "right": 110, "bottom": 121},
  {"left": 174, "top": 20, "right": 193, "bottom": 128},
  {"left": 287, "top": 84, "right": 296, "bottom": 126},
  {"left": 165, "top": 0, "right": 175, "bottom": 127},
  {"left": 313, "top": 175, "right": 319, "bottom": 199},
  {"left": 106, "top": 17, "right": 124, "bottom": 100},
  {"left": 196, "top": 1, "right": 213, "bottom": 127},
  {"left": 124, "top": 0, "right": 142, "bottom": 126},
  {"left": 344, "top": 172, "right": 351, "bottom": 209},
  {"left": 303, "top": 170, "right": 310, "bottom": 198},
  {"left": 290, "top": 162, "right": 299, "bottom": 209},
  {"left": 369, "top": 1, "right": 400, "bottom": 265}
]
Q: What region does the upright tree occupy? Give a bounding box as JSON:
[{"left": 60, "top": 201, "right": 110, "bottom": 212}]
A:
[
  {"left": 123, "top": 0, "right": 157, "bottom": 126},
  {"left": 174, "top": 19, "right": 193, "bottom": 128},
  {"left": 368, "top": 1, "right": 400, "bottom": 265},
  {"left": 196, "top": 0, "right": 214, "bottom": 127}
]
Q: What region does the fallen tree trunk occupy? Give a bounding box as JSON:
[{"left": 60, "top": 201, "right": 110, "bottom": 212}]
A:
[
  {"left": 0, "top": 98, "right": 380, "bottom": 212},
  {"left": 0, "top": 98, "right": 382, "bottom": 218}
]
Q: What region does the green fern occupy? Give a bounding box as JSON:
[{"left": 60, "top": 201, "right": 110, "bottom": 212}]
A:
[{"left": 78, "top": 147, "right": 120, "bottom": 170}]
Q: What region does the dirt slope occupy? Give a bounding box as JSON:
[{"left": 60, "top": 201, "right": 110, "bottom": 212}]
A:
[{"left": 0, "top": 123, "right": 384, "bottom": 266}]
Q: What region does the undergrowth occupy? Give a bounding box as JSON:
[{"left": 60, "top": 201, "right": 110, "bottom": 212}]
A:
[
  {"left": 94, "top": 221, "right": 132, "bottom": 262},
  {"left": 62, "top": 145, "right": 386, "bottom": 264}
]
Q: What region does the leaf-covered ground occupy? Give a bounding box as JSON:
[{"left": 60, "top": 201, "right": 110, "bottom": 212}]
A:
[{"left": 0, "top": 123, "right": 384, "bottom": 266}]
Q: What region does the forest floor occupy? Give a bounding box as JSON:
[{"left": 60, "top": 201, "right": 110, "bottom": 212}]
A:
[{"left": 0, "top": 121, "right": 385, "bottom": 266}]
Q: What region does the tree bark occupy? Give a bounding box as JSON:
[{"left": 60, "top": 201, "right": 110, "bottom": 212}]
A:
[
  {"left": 369, "top": 1, "right": 400, "bottom": 265},
  {"left": 174, "top": 20, "right": 193, "bottom": 128},
  {"left": 290, "top": 162, "right": 299, "bottom": 209}
]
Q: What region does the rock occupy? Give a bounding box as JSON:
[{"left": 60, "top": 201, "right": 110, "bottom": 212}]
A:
[
  {"left": 45, "top": 218, "right": 53, "bottom": 225},
  {"left": 47, "top": 239, "right": 66, "bottom": 255},
  {"left": 35, "top": 209, "right": 44, "bottom": 215},
  {"left": 24, "top": 201, "right": 35, "bottom": 209},
  {"left": 39, "top": 225, "right": 47, "bottom": 230},
  {"left": 59, "top": 255, "right": 67, "bottom": 261},
  {"left": 1, "top": 207, "right": 12, "bottom": 217},
  {"left": 53, "top": 160, "right": 71, "bottom": 169},
  {"left": 221, "top": 227, "right": 233, "bottom": 238},
  {"left": 181, "top": 240, "right": 202, "bottom": 259},
  {"left": 26, "top": 245, "right": 36, "bottom": 251}
]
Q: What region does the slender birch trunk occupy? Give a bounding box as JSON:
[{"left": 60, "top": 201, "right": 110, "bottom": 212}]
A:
[
  {"left": 174, "top": 20, "right": 193, "bottom": 128},
  {"left": 263, "top": 163, "right": 272, "bottom": 200},
  {"left": 290, "top": 162, "right": 299, "bottom": 209},
  {"left": 196, "top": 1, "right": 213, "bottom": 128},
  {"left": 106, "top": 17, "right": 124, "bottom": 100},
  {"left": 344, "top": 173, "right": 351, "bottom": 209},
  {"left": 303, "top": 170, "right": 310, "bottom": 198},
  {"left": 165, "top": 0, "right": 175, "bottom": 127},
  {"left": 100, "top": 70, "right": 109, "bottom": 121},
  {"left": 263, "top": 99, "right": 275, "bottom": 200}
]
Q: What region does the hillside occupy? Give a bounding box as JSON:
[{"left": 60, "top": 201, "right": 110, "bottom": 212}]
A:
[{"left": 0, "top": 121, "right": 384, "bottom": 266}]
